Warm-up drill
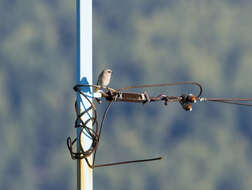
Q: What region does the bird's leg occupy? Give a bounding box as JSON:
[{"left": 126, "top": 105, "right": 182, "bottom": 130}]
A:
[{"left": 107, "top": 87, "right": 117, "bottom": 93}]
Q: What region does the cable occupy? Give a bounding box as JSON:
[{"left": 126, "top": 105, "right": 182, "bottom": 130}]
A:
[
  {"left": 67, "top": 85, "right": 162, "bottom": 168},
  {"left": 199, "top": 97, "right": 252, "bottom": 106},
  {"left": 68, "top": 82, "right": 252, "bottom": 168}
]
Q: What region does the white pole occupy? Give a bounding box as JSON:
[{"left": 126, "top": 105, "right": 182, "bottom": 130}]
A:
[{"left": 76, "top": 0, "right": 93, "bottom": 190}]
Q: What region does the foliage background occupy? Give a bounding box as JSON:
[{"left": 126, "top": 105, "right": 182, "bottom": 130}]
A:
[{"left": 1, "top": 0, "right": 252, "bottom": 189}]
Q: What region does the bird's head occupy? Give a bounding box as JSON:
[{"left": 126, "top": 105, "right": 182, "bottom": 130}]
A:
[{"left": 104, "top": 69, "right": 112, "bottom": 74}]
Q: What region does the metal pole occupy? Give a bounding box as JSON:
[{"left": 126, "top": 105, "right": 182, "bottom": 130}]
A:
[{"left": 76, "top": 0, "right": 93, "bottom": 190}]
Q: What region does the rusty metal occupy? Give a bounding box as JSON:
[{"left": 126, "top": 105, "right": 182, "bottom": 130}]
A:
[
  {"left": 67, "top": 85, "right": 162, "bottom": 168},
  {"left": 68, "top": 82, "right": 252, "bottom": 169},
  {"left": 100, "top": 81, "right": 252, "bottom": 109}
]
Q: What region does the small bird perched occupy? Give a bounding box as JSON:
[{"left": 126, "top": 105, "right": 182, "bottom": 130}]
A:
[{"left": 94, "top": 69, "right": 112, "bottom": 93}]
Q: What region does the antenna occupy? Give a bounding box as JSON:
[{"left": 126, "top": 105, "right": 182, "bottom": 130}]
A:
[{"left": 76, "top": 0, "right": 93, "bottom": 189}]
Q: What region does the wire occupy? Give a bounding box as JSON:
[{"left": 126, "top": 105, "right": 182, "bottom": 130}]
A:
[
  {"left": 118, "top": 81, "right": 203, "bottom": 98},
  {"left": 67, "top": 84, "right": 162, "bottom": 168},
  {"left": 199, "top": 97, "right": 252, "bottom": 106},
  {"left": 68, "top": 82, "right": 252, "bottom": 168}
]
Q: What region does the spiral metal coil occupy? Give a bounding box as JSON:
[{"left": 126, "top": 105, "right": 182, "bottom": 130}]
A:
[{"left": 67, "top": 85, "right": 162, "bottom": 168}]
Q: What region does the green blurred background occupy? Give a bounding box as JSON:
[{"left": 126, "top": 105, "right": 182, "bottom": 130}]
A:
[{"left": 1, "top": 0, "right": 252, "bottom": 189}]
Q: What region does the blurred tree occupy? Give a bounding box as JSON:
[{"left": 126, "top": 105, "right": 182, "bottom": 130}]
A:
[{"left": 0, "top": 0, "right": 252, "bottom": 189}]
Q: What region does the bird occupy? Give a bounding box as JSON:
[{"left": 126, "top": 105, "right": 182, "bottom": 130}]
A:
[{"left": 94, "top": 69, "right": 112, "bottom": 93}]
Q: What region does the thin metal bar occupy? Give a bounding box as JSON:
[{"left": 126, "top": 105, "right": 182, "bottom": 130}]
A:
[
  {"left": 94, "top": 157, "right": 162, "bottom": 168},
  {"left": 118, "top": 81, "right": 203, "bottom": 97}
]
